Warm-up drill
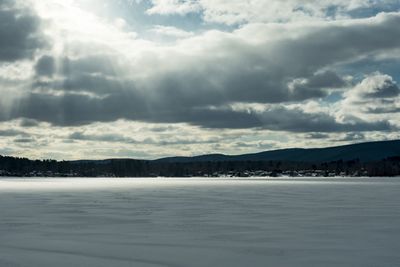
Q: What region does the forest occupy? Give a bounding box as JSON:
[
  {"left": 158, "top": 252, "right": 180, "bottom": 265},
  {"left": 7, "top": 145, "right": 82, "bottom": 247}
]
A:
[{"left": 1, "top": 155, "right": 399, "bottom": 177}]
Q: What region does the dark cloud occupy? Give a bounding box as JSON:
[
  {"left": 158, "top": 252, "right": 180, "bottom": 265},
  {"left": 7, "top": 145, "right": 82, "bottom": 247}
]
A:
[
  {"left": 35, "top": 54, "right": 125, "bottom": 78},
  {"left": 362, "top": 81, "right": 399, "bottom": 99},
  {"left": 35, "top": 55, "right": 55, "bottom": 77},
  {"left": 149, "top": 126, "right": 176, "bottom": 132},
  {"left": 291, "top": 71, "right": 347, "bottom": 92},
  {"left": 306, "top": 133, "right": 330, "bottom": 139},
  {"left": 33, "top": 55, "right": 134, "bottom": 96},
  {"left": 367, "top": 106, "right": 400, "bottom": 114},
  {"left": 69, "top": 132, "right": 137, "bottom": 143},
  {"left": 0, "top": 129, "right": 26, "bottom": 137},
  {"left": 2, "top": 12, "right": 400, "bottom": 133},
  {"left": 8, "top": 90, "right": 394, "bottom": 132},
  {"left": 19, "top": 118, "right": 40, "bottom": 127},
  {"left": 34, "top": 74, "right": 128, "bottom": 96},
  {"left": 0, "top": 0, "right": 46, "bottom": 61},
  {"left": 14, "top": 137, "right": 35, "bottom": 143},
  {"left": 269, "top": 13, "right": 400, "bottom": 75},
  {"left": 255, "top": 107, "right": 393, "bottom": 133}
]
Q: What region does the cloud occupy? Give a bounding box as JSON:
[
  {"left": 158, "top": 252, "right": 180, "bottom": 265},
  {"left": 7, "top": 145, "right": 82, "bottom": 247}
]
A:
[
  {"left": 336, "top": 72, "right": 400, "bottom": 135},
  {"left": 149, "top": 25, "right": 194, "bottom": 38},
  {"left": 35, "top": 56, "right": 55, "bottom": 77},
  {"left": 0, "top": 12, "right": 398, "bottom": 133},
  {"left": 346, "top": 73, "right": 399, "bottom": 100},
  {"left": 0, "top": 129, "right": 26, "bottom": 137},
  {"left": 5, "top": 91, "right": 395, "bottom": 133},
  {"left": 254, "top": 106, "right": 392, "bottom": 133},
  {"left": 14, "top": 137, "right": 35, "bottom": 143},
  {"left": 145, "top": 0, "right": 400, "bottom": 24},
  {"left": 146, "top": 0, "right": 201, "bottom": 15},
  {"left": 69, "top": 132, "right": 138, "bottom": 144},
  {"left": 341, "top": 73, "right": 400, "bottom": 117},
  {"left": 336, "top": 132, "right": 365, "bottom": 142},
  {"left": 68, "top": 130, "right": 224, "bottom": 146},
  {"left": 289, "top": 71, "right": 348, "bottom": 92},
  {"left": 147, "top": 12, "right": 400, "bottom": 107},
  {"left": 0, "top": 1, "right": 399, "bottom": 160},
  {"left": 19, "top": 118, "right": 40, "bottom": 127},
  {"left": 0, "top": 2, "right": 400, "bottom": 149},
  {"left": 306, "top": 133, "right": 330, "bottom": 139},
  {"left": 0, "top": 0, "right": 46, "bottom": 62},
  {"left": 367, "top": 106, "right": 400, "bottom": 114}
]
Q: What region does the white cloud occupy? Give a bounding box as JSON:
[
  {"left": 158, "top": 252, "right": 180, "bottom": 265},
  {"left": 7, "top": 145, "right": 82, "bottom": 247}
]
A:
[
  {"left": 146, "top": 0, "right": 201, "bottom": 15},
  {"left": 150, "top": 25, "right": 194, "bottom": 38},
  {"left": 145, "top": 0, "right": 399, "bottom": 24},
  {"left": 339, "top": 73, "right": 400, "bottom": 126},
  {"left": 346, "top": 73, "right": 399, "bottom": 100}
]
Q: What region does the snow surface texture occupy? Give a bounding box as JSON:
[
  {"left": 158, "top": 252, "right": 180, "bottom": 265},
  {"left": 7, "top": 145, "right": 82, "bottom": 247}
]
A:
[{"left": 1, "top": 178, "right": 400, "bottom": 267}]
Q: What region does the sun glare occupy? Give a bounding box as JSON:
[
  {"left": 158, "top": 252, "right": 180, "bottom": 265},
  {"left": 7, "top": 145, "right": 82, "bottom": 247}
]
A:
[
  {"left": 35, "top": 0, "right": 106, "bottom": 39},
  {"left": 33, "top": 0, "right": 135, "bottom": 51}
]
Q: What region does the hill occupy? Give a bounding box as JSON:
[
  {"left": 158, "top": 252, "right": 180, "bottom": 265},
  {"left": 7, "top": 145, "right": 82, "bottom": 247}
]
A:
[{"left": 157, "top": 140, "right": 400, "bottom": 163}]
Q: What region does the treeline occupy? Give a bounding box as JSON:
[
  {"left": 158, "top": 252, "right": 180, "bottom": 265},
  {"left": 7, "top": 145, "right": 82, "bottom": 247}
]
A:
[{"left": 1, "top": 155, "right": 400, "bottom": 177}]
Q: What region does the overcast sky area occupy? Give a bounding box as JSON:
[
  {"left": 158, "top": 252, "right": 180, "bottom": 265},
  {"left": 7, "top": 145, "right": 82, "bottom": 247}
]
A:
[{"left": 0, "top": 0, "right": 400, "bottom": 160}]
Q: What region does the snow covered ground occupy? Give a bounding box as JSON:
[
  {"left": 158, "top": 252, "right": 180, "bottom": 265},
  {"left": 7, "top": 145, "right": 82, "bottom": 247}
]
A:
[{"left": 1, "top": 178, "right": 400, "bottom": 267}]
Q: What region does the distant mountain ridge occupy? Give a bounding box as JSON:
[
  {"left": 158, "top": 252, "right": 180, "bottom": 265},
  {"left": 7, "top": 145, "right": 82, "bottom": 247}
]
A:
[{"left": 157, "top": 140, "right": 400, "bottom": 163}]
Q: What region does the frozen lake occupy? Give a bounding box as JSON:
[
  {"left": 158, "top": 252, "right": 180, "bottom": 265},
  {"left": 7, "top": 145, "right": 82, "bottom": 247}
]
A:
[{"left": 1, "top": 177, "right": 400, "bottom": 267}]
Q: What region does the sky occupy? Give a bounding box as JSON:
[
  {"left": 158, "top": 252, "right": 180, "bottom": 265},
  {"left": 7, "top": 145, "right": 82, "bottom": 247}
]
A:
[{"left": 0, "top": 0, "right": 400, "bottom": 160}]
